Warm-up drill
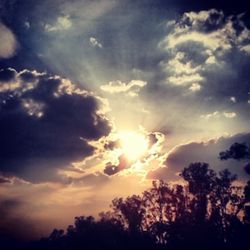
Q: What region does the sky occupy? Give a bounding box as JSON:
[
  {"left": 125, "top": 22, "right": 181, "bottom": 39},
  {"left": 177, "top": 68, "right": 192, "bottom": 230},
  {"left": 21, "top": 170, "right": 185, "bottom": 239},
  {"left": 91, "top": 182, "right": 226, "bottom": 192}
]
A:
[{"left": 0, "top": 0, "right": 250, "bottom": 240}]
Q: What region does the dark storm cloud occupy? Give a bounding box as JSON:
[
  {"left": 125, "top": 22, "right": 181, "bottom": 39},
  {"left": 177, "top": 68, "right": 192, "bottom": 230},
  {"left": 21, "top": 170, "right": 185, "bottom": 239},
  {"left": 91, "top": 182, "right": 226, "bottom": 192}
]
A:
[
  {"left": 0, "top": 68, "right": 112, "bottom": 183},
  {"left": 0, "top": 68, "right": 16, "bottom": 81},
  {"left": 180, "top": 9, "right": 225, "bottom": 32},
  {"left": 148, "top": 133, "right": 250, "bottom": 182},
  {"left": 104, "top": 139, "right": 119, "bottom": 151},
  {"left": 148, "top": 133, "right": 159, "bottom": 147},
  {"left": 104, "top": 155, "right": 129, "bottom": 176}
]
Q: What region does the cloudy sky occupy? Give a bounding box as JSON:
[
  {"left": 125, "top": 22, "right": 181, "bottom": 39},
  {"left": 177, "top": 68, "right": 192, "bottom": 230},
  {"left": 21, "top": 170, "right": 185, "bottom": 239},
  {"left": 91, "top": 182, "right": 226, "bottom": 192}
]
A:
[{"left": 0, "top": 0, "right": 250, "bottom": 240}]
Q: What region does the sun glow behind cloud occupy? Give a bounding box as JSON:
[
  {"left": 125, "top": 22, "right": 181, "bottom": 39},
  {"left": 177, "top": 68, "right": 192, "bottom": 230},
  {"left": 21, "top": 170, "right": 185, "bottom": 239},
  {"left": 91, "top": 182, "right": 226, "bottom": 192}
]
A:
[{"left": 117, "top": 131, "right": 149, "bottom": 161}]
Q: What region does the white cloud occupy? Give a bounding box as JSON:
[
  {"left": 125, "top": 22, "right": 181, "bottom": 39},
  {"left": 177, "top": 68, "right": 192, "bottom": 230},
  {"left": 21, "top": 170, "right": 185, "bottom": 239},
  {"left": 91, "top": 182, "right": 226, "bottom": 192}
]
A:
[
  {"left": 161, "top": 51, "right": 204, "bottom": 87},
  {"left": 240, "top": 44, "right": 250, "bottom": 54},
  {"left": 189, "top": 83, "right": 202, "bottom": 92},
  {"left": 0, "top": 22, "right": 18, "bottom": 59},
  {"left": 230, "top": 96, "right": 236, "bottom": 103},
  {"left": 166, "top": 52, "right": 202, "bottom": 75},
  {"left": 183, "top": 9, "right": 224, "bottom": 27},
  {"left": 168, "top": 73, "right": 204, "bottom": 86},
  {"left": 45, "top": 15, "right": 72, "bottom": 32},
  {"left": 160, "top": 9, "right": 250, "bottom": 91},
  {"left": 100, "top": 80, "right": 147, "bottom": 96},
  {"left": 223, "top": 112, "right": 237, "bottom": 118},
  {"left": 205, "top": 55, "right": 217, "bottom": 64},
  {"left": 200, "top": 111, "right": 237, "bottom": 119},
  {"left": 200, "top": 111, "right": 220, "bottom": 120},
  {"left": 89, "top": 37, "right": 103, "bottom": 48},
  {"left": 167, "top": 31, "right": 232, "bottom": 51},
  {"left": 164, "top": 10, "right": 250, "bottom": 53},
  {"left": 24, "top": 21, "right": 30, "bottom": 29}
]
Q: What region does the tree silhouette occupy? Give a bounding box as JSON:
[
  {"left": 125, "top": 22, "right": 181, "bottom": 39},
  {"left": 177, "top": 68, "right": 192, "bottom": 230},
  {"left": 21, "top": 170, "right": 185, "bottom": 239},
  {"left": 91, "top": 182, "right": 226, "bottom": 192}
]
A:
[
  {"left": 220, "top": 142, "right": 250, "bottom": 226},
  {"left": 3, "top": 152, "right": 250, "bottom": 250},
  {"left": 108, "top": 194, "right": 149, "bottom": 242},
  {"left": 220, "top": 142, "right": 250, "bottom": 176},
  {"left": 181, "top": 162, "right": 216, "bottom": 223},
  {"left": 219, "top": 142, "right": 250, "bottom": 160}
]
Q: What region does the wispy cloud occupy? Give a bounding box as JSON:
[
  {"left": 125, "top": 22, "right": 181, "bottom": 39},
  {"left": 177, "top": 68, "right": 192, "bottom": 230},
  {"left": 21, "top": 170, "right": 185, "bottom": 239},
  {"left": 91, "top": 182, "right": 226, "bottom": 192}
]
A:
[
  {"left": 45, "top": 15, "right": 72, "bottom": 32},
  {"left": 100, "top": 80, "right": 147, "bottom": 97},
  {"left": 223, "top": 112, "right": 237, "bottom": 118},
  {"left": 200, "top": 111, "right": 237, "bottom": 119},
  {"left": 189, "top": 83, "right": 202, "bottom": 92},
  {"left": 89, "top": 37, "right": 103, "bottom": 48}
]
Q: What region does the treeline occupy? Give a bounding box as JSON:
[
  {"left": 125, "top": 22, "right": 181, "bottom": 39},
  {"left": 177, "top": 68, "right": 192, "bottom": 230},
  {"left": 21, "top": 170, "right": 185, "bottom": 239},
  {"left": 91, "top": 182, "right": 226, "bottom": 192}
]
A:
[{"left": 7, "top": 143, "right": 250, "bottom": 249}]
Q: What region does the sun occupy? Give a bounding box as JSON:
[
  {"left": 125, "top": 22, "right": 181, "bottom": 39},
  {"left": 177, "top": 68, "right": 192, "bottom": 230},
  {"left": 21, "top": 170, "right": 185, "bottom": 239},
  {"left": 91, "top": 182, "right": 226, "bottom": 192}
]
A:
[{"left": 118, "top": 131, "right": 149, "bottom": 161}]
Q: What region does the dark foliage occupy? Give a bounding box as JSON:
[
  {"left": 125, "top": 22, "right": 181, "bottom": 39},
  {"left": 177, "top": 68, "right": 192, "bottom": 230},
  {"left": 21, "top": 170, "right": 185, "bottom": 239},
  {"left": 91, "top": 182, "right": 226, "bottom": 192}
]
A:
[
  {"left": 220, "top": 142, "right": 250, "bottom": 175},
  {"left": 219, "top": 142, "right": 250, "bottom": 161}
]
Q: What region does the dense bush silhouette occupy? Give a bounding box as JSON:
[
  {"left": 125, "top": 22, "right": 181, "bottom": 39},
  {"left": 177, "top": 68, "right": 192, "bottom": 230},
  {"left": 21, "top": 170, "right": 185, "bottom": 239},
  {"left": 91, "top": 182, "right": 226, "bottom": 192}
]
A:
[{"left": 2, "top": 143, "right": 250, "bottom": 250}]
